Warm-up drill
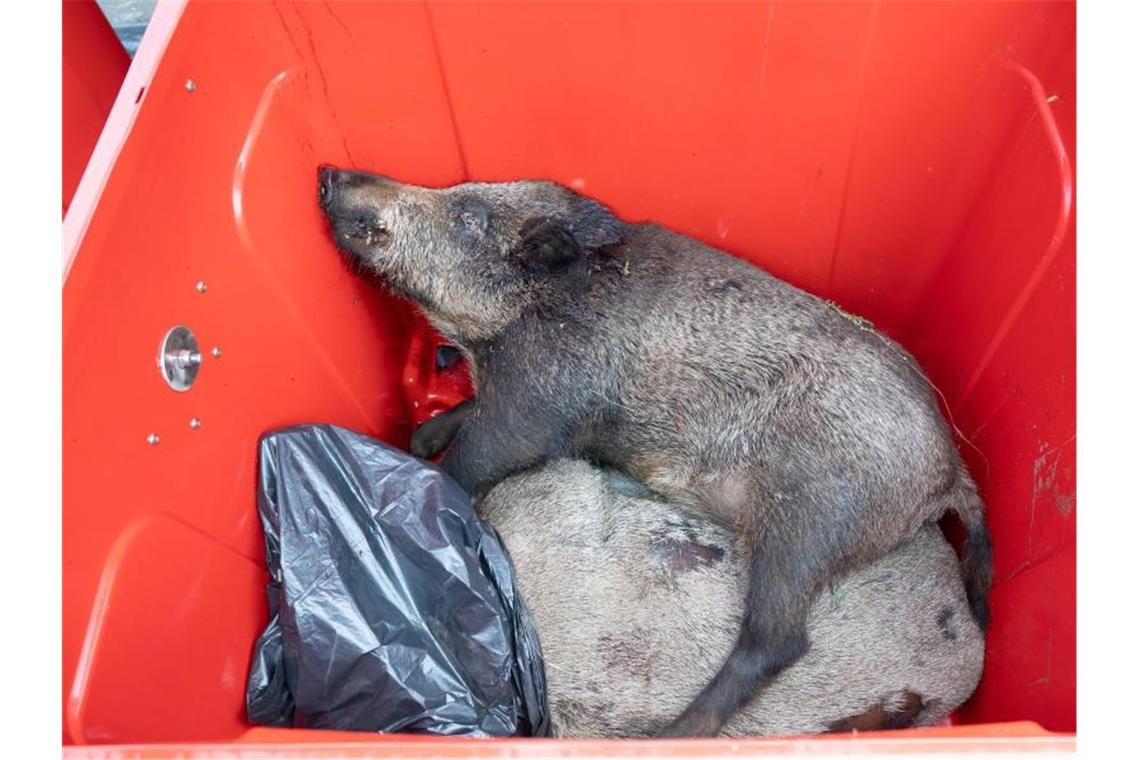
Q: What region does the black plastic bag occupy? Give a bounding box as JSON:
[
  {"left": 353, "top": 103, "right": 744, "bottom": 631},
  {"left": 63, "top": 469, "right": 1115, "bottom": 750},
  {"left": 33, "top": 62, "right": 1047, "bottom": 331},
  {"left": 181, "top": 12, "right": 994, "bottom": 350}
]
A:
[{"left": 246, "top": 424, "right": 550, "bottom": 737}]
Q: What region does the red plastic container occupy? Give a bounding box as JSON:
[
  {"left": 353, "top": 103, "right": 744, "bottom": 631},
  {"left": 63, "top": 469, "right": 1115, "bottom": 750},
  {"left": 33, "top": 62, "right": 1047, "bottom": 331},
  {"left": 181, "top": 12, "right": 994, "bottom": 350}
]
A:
[
  {"left": 62, "top": 1, "right": 1075, "bottom": 755},
  {"left": 62, "top": 0, "right": 129, "bottom": 216}
]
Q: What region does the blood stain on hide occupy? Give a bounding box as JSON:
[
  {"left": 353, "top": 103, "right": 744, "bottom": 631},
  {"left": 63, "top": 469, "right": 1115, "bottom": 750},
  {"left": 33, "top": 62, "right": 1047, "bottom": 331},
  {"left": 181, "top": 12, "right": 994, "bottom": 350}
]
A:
[
  {"left": 598, "top": 633, "right": 652, "bottom": 677},
  {"left": 651, "top": 535, "right": 725, "bottom": 575},
  {"left": 827, "top": 690, "right": 926, "bottom": 733}
]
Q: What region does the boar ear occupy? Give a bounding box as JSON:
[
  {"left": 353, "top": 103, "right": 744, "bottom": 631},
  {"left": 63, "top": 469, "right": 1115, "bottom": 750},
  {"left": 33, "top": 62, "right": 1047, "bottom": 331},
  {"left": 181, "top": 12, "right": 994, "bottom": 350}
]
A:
[
  {"left": 565, "top": 194, "right": 626, "bottom": 251},
  {"left": 513, "top": 218, "right": 583, "bottom": 275}
]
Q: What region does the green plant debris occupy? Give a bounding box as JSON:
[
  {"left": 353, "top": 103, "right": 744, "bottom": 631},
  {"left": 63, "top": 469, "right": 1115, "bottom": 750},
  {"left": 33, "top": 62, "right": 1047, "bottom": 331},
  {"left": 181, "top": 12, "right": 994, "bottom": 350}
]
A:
[
  {"left": 825, "top": 299, "right": 875, "bottom": 331},
  {"left": 827, "top": 582, "right": 848, "bottom": 610}
]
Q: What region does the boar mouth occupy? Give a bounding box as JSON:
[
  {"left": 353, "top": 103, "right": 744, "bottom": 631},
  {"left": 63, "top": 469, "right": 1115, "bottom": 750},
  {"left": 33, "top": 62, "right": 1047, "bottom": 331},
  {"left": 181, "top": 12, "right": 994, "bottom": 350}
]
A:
[{"left": 343, "top": 219, "right": 391, "bottom": 247}]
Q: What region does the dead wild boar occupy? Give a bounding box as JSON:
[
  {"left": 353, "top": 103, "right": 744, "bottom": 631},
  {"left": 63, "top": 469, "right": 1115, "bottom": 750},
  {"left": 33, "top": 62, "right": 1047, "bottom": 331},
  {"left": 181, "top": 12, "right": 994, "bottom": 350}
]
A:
[
  {"left": 479, "top": 459, "right": 985, "bottom": 737},
  {"left": 317, "top": 167, "right": 993, "bottom": 736}
]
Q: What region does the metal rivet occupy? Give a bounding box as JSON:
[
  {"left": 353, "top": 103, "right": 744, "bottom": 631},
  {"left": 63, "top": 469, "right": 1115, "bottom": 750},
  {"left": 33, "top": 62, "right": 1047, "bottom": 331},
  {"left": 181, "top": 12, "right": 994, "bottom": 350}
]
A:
[
  {"left": 189, "top": 417, "right": 202, "bottom": 430},
  {"left": 211, "top": 346, "right": 223, "bottom": 359},
  {"left": 196, "top": 280, "right": 208, "bottom": 294},
  {"left": 147, "top": 433, "right": 160, "bottom": 445},
  {"left": 185, "top": 79, "right": 197, "bottom": 93}
]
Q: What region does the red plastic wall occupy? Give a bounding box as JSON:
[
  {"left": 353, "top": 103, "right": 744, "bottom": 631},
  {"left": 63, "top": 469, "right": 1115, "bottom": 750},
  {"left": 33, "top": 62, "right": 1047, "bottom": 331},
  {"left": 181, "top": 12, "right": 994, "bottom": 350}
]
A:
[
  {"left": 62, "top": 0, "right": 1075, "bottom": 748},
  {"left": 62, "top": 0, "right": 130, "bottom": 216}
]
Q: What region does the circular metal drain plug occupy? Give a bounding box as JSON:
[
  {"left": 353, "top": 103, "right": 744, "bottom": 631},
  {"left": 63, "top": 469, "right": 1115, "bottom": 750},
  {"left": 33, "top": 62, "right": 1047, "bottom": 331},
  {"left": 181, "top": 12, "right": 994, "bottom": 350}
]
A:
[{"left": 159, "top": 325, "right": 202, "bottom": 392}]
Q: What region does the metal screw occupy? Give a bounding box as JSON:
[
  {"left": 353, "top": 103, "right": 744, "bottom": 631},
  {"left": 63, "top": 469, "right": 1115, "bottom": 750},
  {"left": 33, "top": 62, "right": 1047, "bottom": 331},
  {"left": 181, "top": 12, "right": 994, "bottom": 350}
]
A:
[
  {"left": 147, "top": 433, "right": 160, "bottom": 446},
  {"left": 189, "top": 418, "right": 202, "bottom": 430},
  {"left": 185, "top": 79, "right": 197, "bottom": 93},
  {"left": 159, "top": 325, "right": 201, "bottom": 391},
  {"left": 196, "top": 280, "right": 207, "bottom": 294},
  {"left": 211, "top": 346, "right": 223, "bottom": 359},
  {"left": 168, "top": 349, "right": 201, "bottom": 369}
]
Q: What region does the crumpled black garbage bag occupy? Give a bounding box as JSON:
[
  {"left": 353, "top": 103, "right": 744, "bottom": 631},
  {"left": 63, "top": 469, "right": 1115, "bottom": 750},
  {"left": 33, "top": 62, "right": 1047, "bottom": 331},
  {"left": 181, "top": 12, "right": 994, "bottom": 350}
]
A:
[{"left": 246, "top": 424, "right": 550, "bottom": 737}]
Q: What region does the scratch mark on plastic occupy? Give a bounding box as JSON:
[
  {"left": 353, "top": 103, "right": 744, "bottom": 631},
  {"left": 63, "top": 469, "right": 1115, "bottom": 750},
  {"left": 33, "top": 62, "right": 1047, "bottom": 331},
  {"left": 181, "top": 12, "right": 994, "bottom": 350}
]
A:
[
  {"left": 825, "top": 0, "right": 882, "bottom": 293},
  {"left": 1032, "top": 434, "right": 1076, "bottom": 519},
  {"left": 323, "top": 1, "right": 357, "bottom": 49},
  {"left": 424, "top": 0, "right": 470, "bottom": 179},
  {"left": 270, "top": 1, "right": 305, "bottom": 63},
  {"left": 756, "top": 2, "right": 777, "bottom": 92}
]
